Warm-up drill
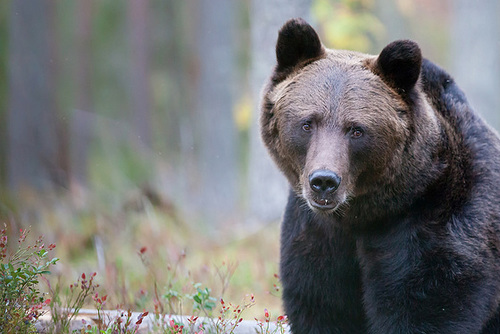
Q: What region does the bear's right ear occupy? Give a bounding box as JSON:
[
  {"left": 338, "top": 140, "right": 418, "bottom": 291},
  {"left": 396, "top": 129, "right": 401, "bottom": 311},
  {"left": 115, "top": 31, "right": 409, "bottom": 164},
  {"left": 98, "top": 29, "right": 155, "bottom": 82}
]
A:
[
  {"left": 372, "top": 40, "right": 422, "bottom": 93},
  {"left": 274, "top": 18, "right": 324, "bottom": 79}
]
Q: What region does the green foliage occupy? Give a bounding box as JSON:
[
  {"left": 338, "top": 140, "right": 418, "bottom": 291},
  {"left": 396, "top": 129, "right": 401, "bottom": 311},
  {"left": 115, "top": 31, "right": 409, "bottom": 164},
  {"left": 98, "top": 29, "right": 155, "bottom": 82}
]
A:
[
  {"left": 0, "top": 226, "right": 58, "bottom": 333},
  {"left": 0, "top": 224, "right": 286, "bottom": 333},
  {"left": 191, "top": 283, "right": 217, "bottom": 315},
  {"left": 139, "top": 246, "right": 286, "bottom": 334},
  {"left": 47, "top": 271, "right": 100, "bottom": 333},
  {"left": 312, "top": 0, "right": 385, "bottom": 52}
]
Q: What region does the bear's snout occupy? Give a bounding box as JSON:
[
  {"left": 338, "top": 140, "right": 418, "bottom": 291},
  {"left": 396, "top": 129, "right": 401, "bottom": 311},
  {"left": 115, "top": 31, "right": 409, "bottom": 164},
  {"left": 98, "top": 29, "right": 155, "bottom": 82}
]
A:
[
  {"left": 309, "top": 169, "right": 341, "bottom": 194},
  {"left": 308, "top": 169, "right": 341, "bottom": 209}
]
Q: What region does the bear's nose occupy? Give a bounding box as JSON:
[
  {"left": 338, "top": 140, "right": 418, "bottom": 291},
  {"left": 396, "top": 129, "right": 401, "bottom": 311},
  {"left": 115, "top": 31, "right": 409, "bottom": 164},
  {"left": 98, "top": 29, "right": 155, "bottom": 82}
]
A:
[{"left": 309, "top": 169, "right": 341, "bottom": 194}]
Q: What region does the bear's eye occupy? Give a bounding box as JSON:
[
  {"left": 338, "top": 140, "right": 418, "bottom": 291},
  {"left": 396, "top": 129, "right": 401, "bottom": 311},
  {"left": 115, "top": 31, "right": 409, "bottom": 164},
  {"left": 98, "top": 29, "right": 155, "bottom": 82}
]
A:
[
  {"left": 302, "top": 122, "right": 312, "bottom": 132},
  {"left": 350, "top": 127, "right": 364, "bottom": 139}
]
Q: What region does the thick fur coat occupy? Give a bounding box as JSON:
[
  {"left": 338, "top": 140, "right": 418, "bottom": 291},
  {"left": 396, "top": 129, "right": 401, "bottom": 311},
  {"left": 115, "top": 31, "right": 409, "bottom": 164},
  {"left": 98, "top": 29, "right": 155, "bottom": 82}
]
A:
[{"left": 261, "top": 18, "right": 500, "bottom": 334}]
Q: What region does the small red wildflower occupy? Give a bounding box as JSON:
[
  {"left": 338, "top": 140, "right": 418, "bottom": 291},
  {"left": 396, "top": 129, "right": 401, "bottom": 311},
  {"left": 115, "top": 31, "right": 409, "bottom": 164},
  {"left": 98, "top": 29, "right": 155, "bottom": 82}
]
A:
[
  {"left": 18, "top": 229, "right": 27, "bottom": 243},
  {"left": 136, "top": 311, "right": 148, "bottom": 325},
  {"left": 0, "top": 235, "right": 7, "bottom": 247}
]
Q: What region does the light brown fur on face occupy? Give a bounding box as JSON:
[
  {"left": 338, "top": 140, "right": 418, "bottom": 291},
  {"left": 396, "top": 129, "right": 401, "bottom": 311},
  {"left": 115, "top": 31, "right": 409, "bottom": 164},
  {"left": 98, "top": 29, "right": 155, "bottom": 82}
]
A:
[{"left": 262, "top": 49, "right": 426, "bottom": 213}]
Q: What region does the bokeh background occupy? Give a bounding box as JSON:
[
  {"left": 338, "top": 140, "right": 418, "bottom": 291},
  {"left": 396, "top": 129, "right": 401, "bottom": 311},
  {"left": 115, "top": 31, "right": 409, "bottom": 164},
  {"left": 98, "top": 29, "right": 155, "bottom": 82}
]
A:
[{"left": 1, "top": 0, "right": 500, "bottom": 318}]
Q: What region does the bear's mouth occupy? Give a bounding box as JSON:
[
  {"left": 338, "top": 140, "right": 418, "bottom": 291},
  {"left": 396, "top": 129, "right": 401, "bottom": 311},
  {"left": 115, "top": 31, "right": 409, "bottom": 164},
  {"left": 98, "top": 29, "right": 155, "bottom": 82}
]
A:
[
  {"left": 311, "top": 198, "right": 336, "bottom": 210},
  {"left": 304, "top": 190, "right": 349, "bottom": 214},
  {"left": 307, "top": 197, "right": 341, "bottom": 213}
]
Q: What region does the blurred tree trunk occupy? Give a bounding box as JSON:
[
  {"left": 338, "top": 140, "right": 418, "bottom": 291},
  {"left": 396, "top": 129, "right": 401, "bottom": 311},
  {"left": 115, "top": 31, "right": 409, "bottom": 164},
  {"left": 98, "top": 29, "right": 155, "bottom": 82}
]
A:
[
  {"left": 373, "top": 0, "right": 410, "bottom": 51},
  {"left": 0, "top": 3, "right": 9, "bottom": 184},
  {"left": 164, "top": 0, "right": 188, "bottom": 158},
  {"left": 248, "top": 0, "right": 312, "bottom": 223},
  {"left": 7, "top": 0, "right": 61, "bottom": 192},
  {"left": 70, "top": 0, "right": 93, "bottom": 196},
  {"left": 162, "top": 0, "right": 196, "bottom": 207},
  {"left": 194, "top": 0, "right": 238, "bottom": 224},
  {"left": 128, "top": 0, "right": 152, "bottom": 148},
  {"left": 451, "top": 0, "right": 500, "bottom": 129}
]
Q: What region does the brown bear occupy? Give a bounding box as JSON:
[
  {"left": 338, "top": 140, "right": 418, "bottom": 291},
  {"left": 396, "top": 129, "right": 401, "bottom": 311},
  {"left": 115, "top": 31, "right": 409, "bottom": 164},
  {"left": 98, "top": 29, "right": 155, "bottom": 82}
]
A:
[{"left": 261, "top": 18, "right": 500, "bottom": 333}]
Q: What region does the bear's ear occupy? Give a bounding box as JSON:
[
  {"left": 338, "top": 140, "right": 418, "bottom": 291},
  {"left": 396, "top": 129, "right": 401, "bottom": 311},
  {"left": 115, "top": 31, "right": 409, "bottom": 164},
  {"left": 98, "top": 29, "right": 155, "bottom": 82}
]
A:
[
  {"left": 275, "top": 18, "right": 324, "bottom": 75},
  {"left": 373, "top": 40, "right": 422, "bottom": 92}
]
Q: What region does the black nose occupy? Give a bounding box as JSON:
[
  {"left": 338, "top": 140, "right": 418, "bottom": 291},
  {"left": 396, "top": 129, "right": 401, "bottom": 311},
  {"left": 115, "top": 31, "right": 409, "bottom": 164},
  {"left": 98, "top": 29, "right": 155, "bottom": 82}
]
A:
[{"left": 309, "top": 169, "right": 341, "bottom": 194}]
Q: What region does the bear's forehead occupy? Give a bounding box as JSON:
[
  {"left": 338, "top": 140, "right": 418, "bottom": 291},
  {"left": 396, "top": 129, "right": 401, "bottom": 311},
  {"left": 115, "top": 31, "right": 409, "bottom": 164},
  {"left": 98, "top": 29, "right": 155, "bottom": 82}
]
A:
[
  {"left": 269, "top": 49, "right": 406, "bottom": 127},
  {"left": 274, "top": 50, "right": 380, "bottom": 96},
  {"left": 272, "top": 52, "right": 393, "bottom": 110}
]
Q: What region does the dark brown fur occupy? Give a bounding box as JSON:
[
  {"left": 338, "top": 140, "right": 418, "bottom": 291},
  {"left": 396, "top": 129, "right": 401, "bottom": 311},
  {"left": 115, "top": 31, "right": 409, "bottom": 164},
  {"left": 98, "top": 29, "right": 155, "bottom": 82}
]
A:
[{"left": 261, "top": 18, "right": 500, "bottom": 333}]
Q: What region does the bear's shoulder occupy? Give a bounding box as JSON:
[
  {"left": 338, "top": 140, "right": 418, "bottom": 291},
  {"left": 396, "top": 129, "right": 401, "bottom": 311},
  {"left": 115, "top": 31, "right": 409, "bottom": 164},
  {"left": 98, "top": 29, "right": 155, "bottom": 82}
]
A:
[{"left": 420, "top": 59, "right": 468, "bottom": 114}]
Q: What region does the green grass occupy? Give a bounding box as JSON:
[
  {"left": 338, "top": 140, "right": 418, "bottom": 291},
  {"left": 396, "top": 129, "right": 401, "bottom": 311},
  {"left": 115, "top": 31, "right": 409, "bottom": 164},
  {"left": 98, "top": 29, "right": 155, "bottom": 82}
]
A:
[{"left": 1, "top": 186, "right": 284, "bottom": 331}]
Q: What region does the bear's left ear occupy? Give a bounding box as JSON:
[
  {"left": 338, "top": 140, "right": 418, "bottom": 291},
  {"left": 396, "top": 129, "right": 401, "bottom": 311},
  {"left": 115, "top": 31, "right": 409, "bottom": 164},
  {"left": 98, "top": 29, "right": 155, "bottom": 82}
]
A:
[
  {"left": 275, "top": 18, "right": 325, "bottom": 77},
  {"left": 372, "top": 40, "right": 422, "bottom": 92}
]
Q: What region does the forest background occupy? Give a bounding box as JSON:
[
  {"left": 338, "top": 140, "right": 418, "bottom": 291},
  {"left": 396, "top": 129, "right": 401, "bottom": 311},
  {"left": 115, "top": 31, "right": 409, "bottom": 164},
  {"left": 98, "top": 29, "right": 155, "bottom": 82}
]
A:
[{"left": 1, "top": 0, "right": 500, "bottom": 320}]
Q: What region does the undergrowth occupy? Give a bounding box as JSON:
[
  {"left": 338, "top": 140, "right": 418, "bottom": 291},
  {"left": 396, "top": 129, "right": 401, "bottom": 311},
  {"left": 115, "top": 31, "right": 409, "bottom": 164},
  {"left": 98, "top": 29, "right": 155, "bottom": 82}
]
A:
[
  {"left": 0, "top": 226, "right": 288, "bottom": 333},
  {"left": 0, "top": 226, "right": 57, "bottom": 333}
]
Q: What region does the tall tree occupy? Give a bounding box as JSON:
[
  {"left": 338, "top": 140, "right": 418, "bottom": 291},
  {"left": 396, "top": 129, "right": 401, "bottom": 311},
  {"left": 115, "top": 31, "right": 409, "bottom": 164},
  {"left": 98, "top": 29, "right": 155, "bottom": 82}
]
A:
[
  {"left": 70, "top": 0, "right": 94, "bottom": 196},
  {"left": 194, "top": 0, "right": 239, "bottom": 224},
  {"left": 159, "top": 0, "right": 196, "bottom": 207},
  {"left": 127, "top": 0, "right": 153, "bottom": 148},
  {"left": 248, "top": 0, "right": 312, "bottom": 223},
  {"left": 451, "top": 0, "right": 500, "bottom": 130},
  {"left": 7, "top": 0, "right": 61, "bottom": 192},
  {"left": 0, "top": 2, "right": 9, "bottom": 184}
]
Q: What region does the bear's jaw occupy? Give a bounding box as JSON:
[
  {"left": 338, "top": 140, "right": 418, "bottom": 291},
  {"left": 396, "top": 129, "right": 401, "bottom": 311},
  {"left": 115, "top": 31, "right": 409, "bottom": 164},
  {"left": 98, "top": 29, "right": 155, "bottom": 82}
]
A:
[{"left": 301, "top": 186, "right": 350, "bottom": 215}]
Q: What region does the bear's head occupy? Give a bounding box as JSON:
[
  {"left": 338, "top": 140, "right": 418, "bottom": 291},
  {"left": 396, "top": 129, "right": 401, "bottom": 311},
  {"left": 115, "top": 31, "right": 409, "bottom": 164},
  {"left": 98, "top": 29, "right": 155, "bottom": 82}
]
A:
[{"left": 261, "top": 18, "right": 441, "bottom": 218}]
